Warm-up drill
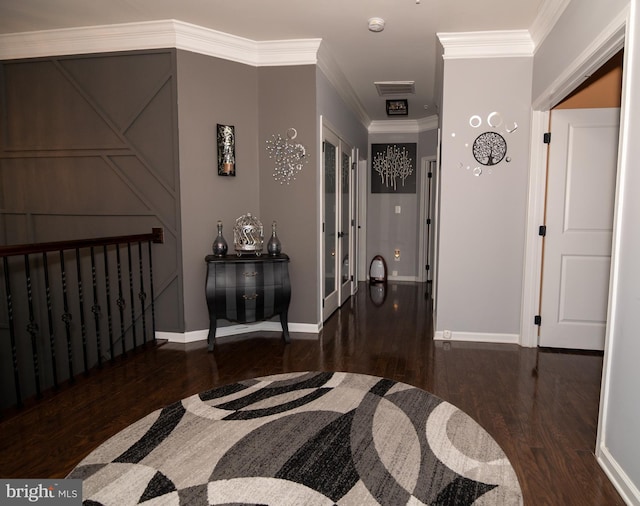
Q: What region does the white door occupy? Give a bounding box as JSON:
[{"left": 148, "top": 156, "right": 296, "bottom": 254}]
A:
[
  {"left": 322, "top": 127, "right": 354, "bottom": 320},
  {"left": 539, "top": 108, "right": 620, "bottom": 350},
  {"left": 339, "top": 143, "right": 354, "bottom": 305}
]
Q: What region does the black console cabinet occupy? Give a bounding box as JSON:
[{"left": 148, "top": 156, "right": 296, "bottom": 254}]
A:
[{"left": 204, "top": 253, "right": 291, "bottom": 350}]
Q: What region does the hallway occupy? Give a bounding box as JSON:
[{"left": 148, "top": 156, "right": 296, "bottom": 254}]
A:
[{"left": 0, "top": 282, "right": 623, "bottom": 504}]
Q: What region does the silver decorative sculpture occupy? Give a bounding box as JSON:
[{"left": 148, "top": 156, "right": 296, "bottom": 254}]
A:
[
  {"left": 266, "top": 127, "right": 308, "bottom": 185},
  {"left": 233, "top": 213, "right": 264, "bottom": 255}
]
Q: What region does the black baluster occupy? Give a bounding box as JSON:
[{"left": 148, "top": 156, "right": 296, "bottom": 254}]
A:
[
  {"left": 103, "top": 245, "right": 115, "bottom": 362},
  {"left": 116, "top": 245, "right": 126, "bottom": 357},
  {"left": 137, "top": 241, "right": 148, "bottom": 345},
  {"left": 148, "top": 239, "right": 157, "bottom": 343},
  {"left": 3, "top": 257, "right": 22, "bottom": 407},
  {"left": 75, "top": 249, "right": 89, "bottom": 375},
  {"left": 126, "top": 243, "right": 137, "bottom": 349},
  {"left": 42, "top": 252, "right": 58, "bottom": 389},
  {"left": 59, "top": 250, "right": 74, "bottom": 382},
  {"left": 23, "top": 255, "right": 41, "bottom": 398},
  {"left": 90, "top": 247, "right": 102, "bottom": 368}
]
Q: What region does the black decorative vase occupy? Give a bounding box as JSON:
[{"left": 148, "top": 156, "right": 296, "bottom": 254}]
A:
[
  {"left": 267, "top": 221, "right": 282, "bottom": 256},
  {"left": 212, "top": 220, "right": 228, "bottom": 257}
]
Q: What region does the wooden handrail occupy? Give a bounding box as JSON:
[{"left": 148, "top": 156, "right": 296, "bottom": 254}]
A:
[{"left": 0, "top": 228, "right": 164, "bottom": 258}]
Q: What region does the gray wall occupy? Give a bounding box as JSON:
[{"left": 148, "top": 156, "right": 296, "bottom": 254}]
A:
[
  {"left": 365, "top": 128, "right": 439, "bottom": 281},
  {"left": 176, "top": 50, "right": 260, "bottom": 332},
  {"left": 316, "top": 70, "right": 368, "bottom": 157},
  {"left": 532, "top": 0, "right": 629, "bottom": 102},
  {"left": 258, "top": 65, "right": 318, "bottom": 325},
  {"left": 367, "top": 132, "right": 420, "bottom": 279},
  {"left": 0, "top": 50, "right": 182, "bottom": 332},
  {"left": 437, "top": 56, "right": 532, "bottom": 336},
  {"left": 177, "top": 55, "right": 322, "bottom": 329},
  {"left": 533, "top": 0, "right": 640, "bottom": 496}
]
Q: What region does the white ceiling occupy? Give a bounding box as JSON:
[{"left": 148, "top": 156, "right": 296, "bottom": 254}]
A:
[{"left": 0, "top": 0, "right": 548, "bottom": 123}]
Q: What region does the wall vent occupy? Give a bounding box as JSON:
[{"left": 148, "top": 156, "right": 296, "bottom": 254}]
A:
[{"left": 374, "top": 81, "right": 415, "bottom": 96}]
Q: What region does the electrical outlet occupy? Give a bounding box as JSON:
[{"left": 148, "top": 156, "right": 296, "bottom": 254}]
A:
[
  {"left": 394, "top": 248, "right": 400, "bottom": 261},
  {"left": 395, "top": 205, "right": 401, "bottom": 214},
  {"left": 392, "top": 270, "right": 398, "bottom": 277},
  {"left": 443, "top": 330, "right": 452, "bottom": 339}
]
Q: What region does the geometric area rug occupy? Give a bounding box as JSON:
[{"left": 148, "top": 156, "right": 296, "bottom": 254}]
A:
[{"left": 68, "top": 371, "right": 523, "bottom": 505}]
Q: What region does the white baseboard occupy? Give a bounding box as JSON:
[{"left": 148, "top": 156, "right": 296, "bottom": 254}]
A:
[
  {"left": 597, "top": 445, "right": 640, "bottom": 505},
  {"left": 156, "top": 322, "right": 320, "bottom": 344},
  {"left": 433, "top": 330, "right": 520, "bottom": 345},
  {"left": 388, "top": 275, "right": 419, "bottom": 282},
  {"left": 368, "top": 275, "right": 419, "bottom": 282}
]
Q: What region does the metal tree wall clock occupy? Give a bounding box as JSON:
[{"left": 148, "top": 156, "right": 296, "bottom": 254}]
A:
[{"left": 472, "top": 131, "right": 507, "bottom": 166}]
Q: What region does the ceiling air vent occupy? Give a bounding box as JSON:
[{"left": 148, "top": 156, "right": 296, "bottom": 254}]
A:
[{"left": 374, "top": 81, "right": 415, "bottom": 97}]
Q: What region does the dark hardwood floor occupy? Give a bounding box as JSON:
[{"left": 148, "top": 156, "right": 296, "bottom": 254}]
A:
[{"left": 0, "top": 282, "right": 624, "bottom": 505}]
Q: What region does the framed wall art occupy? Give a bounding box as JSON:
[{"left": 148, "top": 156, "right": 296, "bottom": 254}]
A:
[
  {"left": 217, "top": 124, "right": 236, "bottom": 176},
  {"left": 371, "top": 143, "right": 417, "bottom": 194}
]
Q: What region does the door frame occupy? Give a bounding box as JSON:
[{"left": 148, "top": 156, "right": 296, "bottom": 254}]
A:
[
  {"left": 319, "top": 118, "right": 357, "bottom": 322},
  {"left": 418, "top": 156, "right": 437, "bottom": 284},
  {"left": 520, "top": 20, "right": 626, "bottom": 348}
]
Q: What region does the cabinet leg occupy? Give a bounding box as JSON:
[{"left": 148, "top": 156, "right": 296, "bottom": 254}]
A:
[
  {"left": 280, "top": 312, "right": 291, "bottom": 343},
  {"left": 207, "top": 317, "right": 217, "bottom": 352}
]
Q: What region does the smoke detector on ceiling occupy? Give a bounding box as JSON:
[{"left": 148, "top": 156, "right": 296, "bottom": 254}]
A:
[{"left": 368, "top": 17, "right": 385, "bottom": 32}]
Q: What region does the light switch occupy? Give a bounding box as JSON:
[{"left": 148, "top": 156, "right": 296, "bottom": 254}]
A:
[{"left": 395, "top": 205, "right": 401, "bottom": 214}]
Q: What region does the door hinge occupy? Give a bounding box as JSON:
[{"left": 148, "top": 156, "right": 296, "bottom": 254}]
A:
[
  {"left": 426, "top": 264, "right": 430, "bottom": 271},
  {"left": 352, "top": 162, "right": 356, "bottom": 171},
  {"left": 543, "top": 132, "right": 551, "bottom": 144},
  {"left": 350, "top": 275, "right": 354, "bottom": 281},
  {"left": 538, "top": 225, "right": 547, "bottom": 237},
  {"left": 322, "top": 141, "right": 325, "bottom": 152},
  {"left": 534, "top": 315, "right": 542, "bottom": 326},
  {"left": 322, "top": 298, "right": 325, "bottom": 308},
  {"left": 426, "top": 218, "right": 431, "bottom": 225},
  {"left": 351, "top": 219, "right": 355, "bottom": 226},
  {"left": 428, "top": 171, "right": 433, "bottom": 179}
]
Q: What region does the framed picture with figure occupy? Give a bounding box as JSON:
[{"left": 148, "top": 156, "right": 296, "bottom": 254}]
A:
[{"left": 217, "top": 124, "right": 236, "bottom": 176}]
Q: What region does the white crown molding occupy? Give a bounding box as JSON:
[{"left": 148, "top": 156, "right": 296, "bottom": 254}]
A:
[
  {"left": 368, "top": 114, "right": 438, "bottom": 134},
  {"left": 529, "top": 0, "right": 572, "bottom": 49},
  {"left": 437, "top": 30, "right": 534, "bottom": 59},
  {"left": 0, "top": 19, "right": 321, "bottom": 67},
  {"left": 316, "top": 43, "right": 371, "bottom": 127}
]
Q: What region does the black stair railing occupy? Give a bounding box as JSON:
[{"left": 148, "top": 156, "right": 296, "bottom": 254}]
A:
[{"left": 0, "top": 228, "right": 163, "bottom": 412}]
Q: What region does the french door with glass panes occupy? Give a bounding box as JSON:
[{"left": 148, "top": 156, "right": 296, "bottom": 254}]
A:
[{"left": 322, "top": 126, "right": 354, "bottom": 321}]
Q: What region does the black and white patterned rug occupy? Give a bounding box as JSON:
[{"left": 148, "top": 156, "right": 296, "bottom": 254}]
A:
[{"left": 68, "top": 371, "right": 523, "bottom": 505}]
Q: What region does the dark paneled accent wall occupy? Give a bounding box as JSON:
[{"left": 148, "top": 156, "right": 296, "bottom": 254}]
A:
[{"left": 0, "top": 50, "right": 182, "bottom": 332}]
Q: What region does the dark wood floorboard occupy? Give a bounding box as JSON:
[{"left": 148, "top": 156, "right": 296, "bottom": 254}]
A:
[{"left": 0, "top": 282, "right": 625, "bottom": 505}]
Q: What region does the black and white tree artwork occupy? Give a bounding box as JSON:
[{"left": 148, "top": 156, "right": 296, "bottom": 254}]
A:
[
  {"left": 472, "top": 131, "right": 507, "bottom": 166},
  {"left": 371, "top": 143, "right": 417, "bottom": 193}
]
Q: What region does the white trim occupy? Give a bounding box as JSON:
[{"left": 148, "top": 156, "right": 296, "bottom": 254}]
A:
[
  {"left": 519, "top": 110, "right": 549, "bottom": 348},
  {"left": 597, "top": 5, "right": 634, "bottom": 502},
  {"left": 0, "top": 19, "right": 321, "bottom": 67},
  {"left": 156, "top": 322, "right": 320, "bottom": 344},
  {"left": 532, "top": 8, "right": 628, "bottom": 110},
  {"left": 418, "top": 156, "right": 437, "bottom": 283},
  {"left": 597, "top": 446, "right": 640, "bottom": 505},
  {"left": 529, "top": 0, "right": 572, "bottom": 49},
  {"left": 156, "top": 330, "right": 208, "bottom": 344},
  {"left": 433, "top": 330, "right": 520, "bottom": 344},
  {"left": 368, "top": 115, "right": 439, "bottom": 134},
  {"left": 437, "top": 30, "right": 534, "bottom": 60},
  {"left": 316, "top": 45, "right": 370, "bottom": 127},
  {"left": 387, "top": 275, "right": 418, "bottom": 283},
  {"left": 433, "top": 331, "right": 520, "bottom": 345}
]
